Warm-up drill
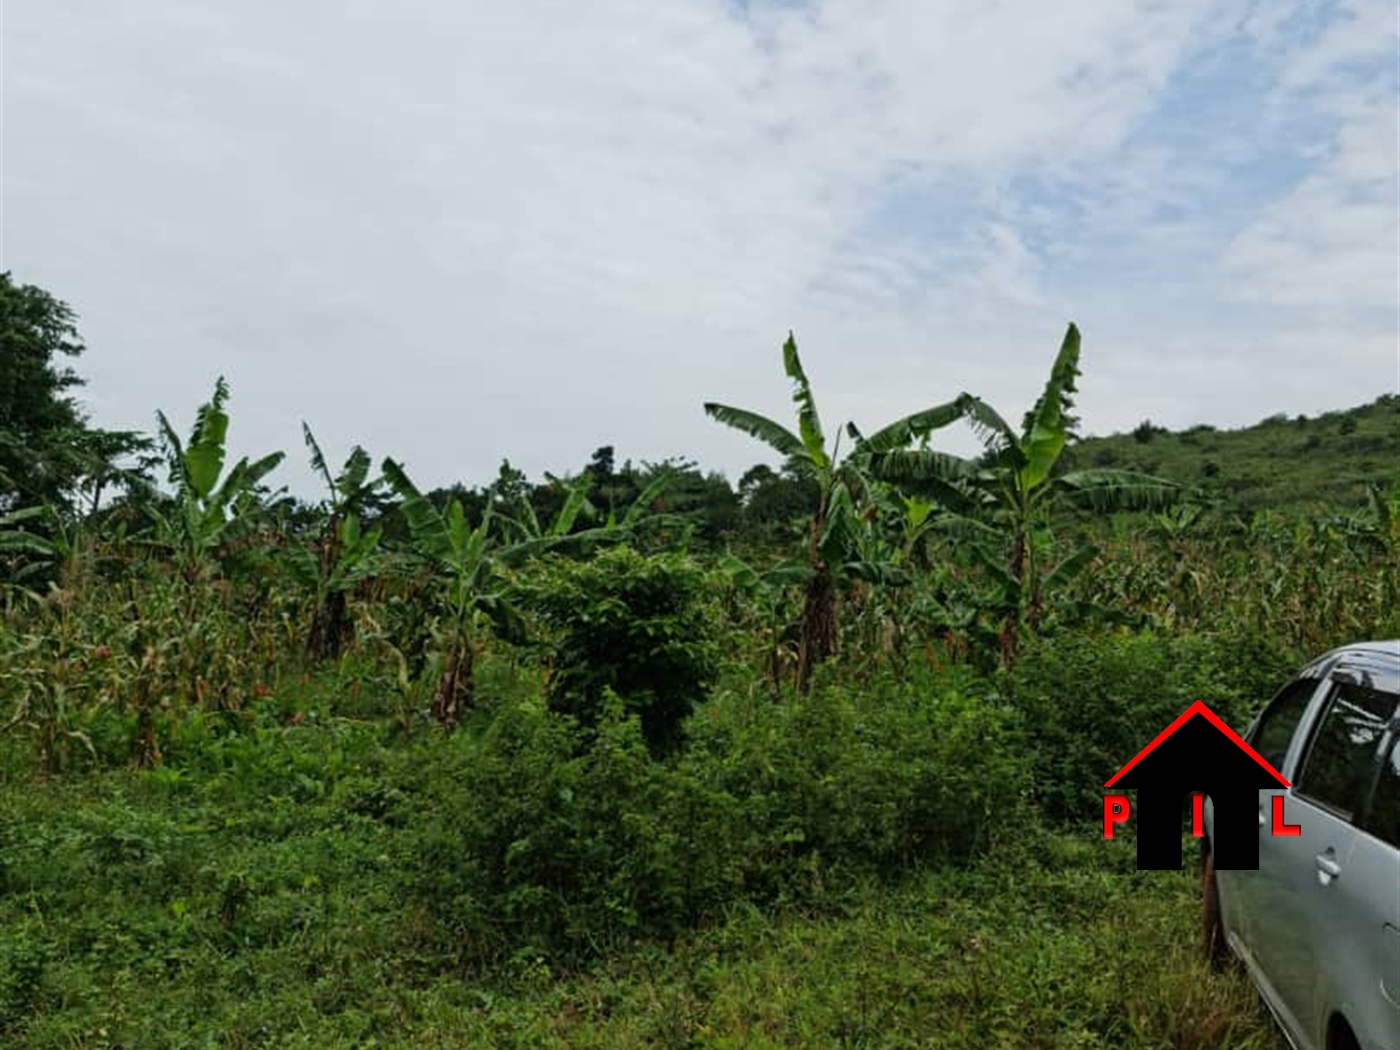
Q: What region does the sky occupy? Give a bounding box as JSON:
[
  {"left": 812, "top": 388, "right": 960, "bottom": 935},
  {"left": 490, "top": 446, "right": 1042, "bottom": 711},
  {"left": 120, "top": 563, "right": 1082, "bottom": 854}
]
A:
[{"left": 3, "top": 0, "right": 1397, "bottom": 496}]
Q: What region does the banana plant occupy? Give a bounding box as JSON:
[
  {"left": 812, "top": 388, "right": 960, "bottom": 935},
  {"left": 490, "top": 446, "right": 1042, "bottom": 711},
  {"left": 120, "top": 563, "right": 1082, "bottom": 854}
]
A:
[
  {"left": 149, "top": 378, "right": 285, "bottom": 583},
  {"left": 497, "top": 468, "right": 679, "bottom": 552},
  {"left": 293, "top": 425, "right": 383, "bottom": 661},
  {"left": 0, "top": 506, "right": 61, "bottom": 590},
  {"left": 705, "top": 331, "right": 964, "bottom": 692},
  {"left": 380, "top": 458, "right": 527, "bottom": 728},
  {"left": 718, "top": 553, "right": 813, "bottom": 691},
  {"left": 873, "top": 323, "right": 1180, "bottom": 666}
]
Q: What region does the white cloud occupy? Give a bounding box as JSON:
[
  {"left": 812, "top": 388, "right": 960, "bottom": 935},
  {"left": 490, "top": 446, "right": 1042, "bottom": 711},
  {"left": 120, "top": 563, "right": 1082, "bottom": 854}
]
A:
[
  {"left": 1219, "top": 0, "right": 1398, "bottom": 315},
  {"left": 1, "top": 0, "right": 1394, "bottom": 493}
]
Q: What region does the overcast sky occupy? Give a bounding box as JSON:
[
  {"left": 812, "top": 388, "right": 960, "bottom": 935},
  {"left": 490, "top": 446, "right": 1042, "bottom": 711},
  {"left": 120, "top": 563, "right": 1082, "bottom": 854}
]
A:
[{"left": 3, "top": 0, "right": 1397, "bottom": 496}]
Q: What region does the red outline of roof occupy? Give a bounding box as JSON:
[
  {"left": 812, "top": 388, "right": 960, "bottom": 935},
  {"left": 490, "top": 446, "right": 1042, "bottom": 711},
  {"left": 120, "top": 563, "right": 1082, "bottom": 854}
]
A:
[{"left": 1105, "top": 700, "right": 1290, "bottom": 788}]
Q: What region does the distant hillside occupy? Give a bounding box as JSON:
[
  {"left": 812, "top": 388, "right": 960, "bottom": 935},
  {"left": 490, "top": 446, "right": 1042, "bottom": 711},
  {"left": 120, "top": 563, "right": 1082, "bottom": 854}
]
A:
[{"left": 1065, "top": 394, "right": 1399, "bottom": 512}]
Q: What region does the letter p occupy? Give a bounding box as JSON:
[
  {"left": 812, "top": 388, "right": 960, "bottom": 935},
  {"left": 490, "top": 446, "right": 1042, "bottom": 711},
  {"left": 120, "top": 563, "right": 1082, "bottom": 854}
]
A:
[{"left": 1103, "top": 794, "right": 1131, "bottom": 839}]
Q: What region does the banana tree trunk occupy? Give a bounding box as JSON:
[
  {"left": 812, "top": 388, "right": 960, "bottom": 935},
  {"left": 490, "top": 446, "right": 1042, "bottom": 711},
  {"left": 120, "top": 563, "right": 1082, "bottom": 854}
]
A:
[
  {"left": 306, "top": 588, "right": 351, "bottom": 662},
  {"left": 430, "top": 638, "right": 475, "bottom": 729},
  {"left": 795, "top": 502, "right": 839, "bottom": 693},
  {"left": 306, "top": 526, "right": 352, "bottom": 661},
  {"left": 1000, "top": 526, "right": 1026, "bottom": 669},
  {"left": 796, "top": 563, "right": 837, "bottom": 694}
]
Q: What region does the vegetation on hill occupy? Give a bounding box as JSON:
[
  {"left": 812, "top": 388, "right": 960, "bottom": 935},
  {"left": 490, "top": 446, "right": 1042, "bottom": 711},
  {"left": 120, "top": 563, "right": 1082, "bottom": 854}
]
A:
[
  {"left": 2, "top": 274, "right": 1392, "bottom": 1047},
  {"left": 1067, "top": 396, "right": 1399, "bottom": 513}
]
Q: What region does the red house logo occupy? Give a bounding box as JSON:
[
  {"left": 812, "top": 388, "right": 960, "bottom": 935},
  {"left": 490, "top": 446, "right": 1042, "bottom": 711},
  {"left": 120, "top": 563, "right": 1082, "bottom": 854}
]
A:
[{"left": 1103, "top": 701, "right": 1295, "bottom": 870}]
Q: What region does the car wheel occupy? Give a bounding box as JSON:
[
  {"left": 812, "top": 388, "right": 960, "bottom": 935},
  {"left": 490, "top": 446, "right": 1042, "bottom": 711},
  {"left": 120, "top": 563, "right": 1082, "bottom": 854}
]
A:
[{"left": 1202, "top": 848, "right": 1231, "bottom": 973}]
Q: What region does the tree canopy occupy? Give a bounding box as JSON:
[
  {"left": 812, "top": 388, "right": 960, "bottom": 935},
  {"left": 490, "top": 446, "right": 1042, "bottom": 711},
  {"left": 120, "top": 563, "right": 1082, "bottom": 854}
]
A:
[{"left": 0, "top": 272, "right": 148, "bottom": 512}]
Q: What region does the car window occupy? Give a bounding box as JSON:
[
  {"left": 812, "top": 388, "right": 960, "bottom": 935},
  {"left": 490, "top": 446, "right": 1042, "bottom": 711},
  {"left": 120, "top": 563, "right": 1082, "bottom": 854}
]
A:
[
  {"left": 1295, "top": 682, "right": 1395, "bottom": 819},
  {"left": 1249, "top": 677, "right": 1319, "bottom": 773},
  {"left": 1364, "top": 735, "right": 1400, "bottom": 848}
]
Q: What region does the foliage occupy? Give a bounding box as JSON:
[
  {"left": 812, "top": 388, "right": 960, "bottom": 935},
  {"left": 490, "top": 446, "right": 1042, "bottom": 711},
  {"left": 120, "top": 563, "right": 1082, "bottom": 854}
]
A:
[
  {"left": 705, "top": 331, "right": 964, "bottom": 690},
  {"left": 0, "top": 273, "right": 150, "bottom": 514},
  {"left": 1069, "top": 394, "right": 1399, "bottom": 513},
  {"left": 874, "top": 323, "right": 1180, "bottom": 666},
  {"left": 291, "top": 426, "right": 383, "bottom": 661},
  {"left": 1001, "top": 630, "right": 1301, "bottom": 825},
  {"left": 380, "top": 457, "right": 520, "bottom": 727},
  {"left": 527, "top": 546, "right": 721, "bottom": 755},
  {"left": 150, "top": 378, "right": 286, "bottom": 582},
  {"left": 405, "top": 664, "right": 1025, "bottom": 967},
  {"left": 0, "top": 278, "right": 1379, "bottom": 1049},
  {"left": 0, "top": 718, "right": 1279, "bottom": 1048}
]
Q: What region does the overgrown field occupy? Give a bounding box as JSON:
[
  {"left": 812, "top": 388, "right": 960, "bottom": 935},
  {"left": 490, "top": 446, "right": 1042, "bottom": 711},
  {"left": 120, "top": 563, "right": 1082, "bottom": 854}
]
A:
[
  {"left": 2, "top": 650, "right": 1295, "bottom": 1049},
  {"left": 3, "top": 284, "right": 1397, "bottom": 1047}
]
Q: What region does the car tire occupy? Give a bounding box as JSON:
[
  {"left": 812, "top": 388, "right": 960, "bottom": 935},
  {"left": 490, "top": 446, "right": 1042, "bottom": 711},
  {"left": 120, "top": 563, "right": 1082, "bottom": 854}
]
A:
[{"left": 1202, "top": 848, "right": 1231, "bottom": 973}]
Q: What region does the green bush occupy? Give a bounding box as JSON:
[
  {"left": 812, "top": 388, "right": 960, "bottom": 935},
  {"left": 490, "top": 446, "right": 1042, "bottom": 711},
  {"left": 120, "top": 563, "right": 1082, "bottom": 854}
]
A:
[
  {"left": 685, "top": 663, "right": 1029, "bottom": 885},
  {"left": 404, "top": 664, "right": 1028, "bottom": 967},
  {"left": 1002, "top": 630, "right": 1300, "bottom": 825},
  {"left": 527, "top": 547, "right": 720, "bottom": 755}
]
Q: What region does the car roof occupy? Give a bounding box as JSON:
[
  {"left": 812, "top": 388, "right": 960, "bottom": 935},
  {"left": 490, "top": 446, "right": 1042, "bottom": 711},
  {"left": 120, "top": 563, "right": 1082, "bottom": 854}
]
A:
[{"left": 1300, "top": 640, "right": 1400, "bottom": 696}]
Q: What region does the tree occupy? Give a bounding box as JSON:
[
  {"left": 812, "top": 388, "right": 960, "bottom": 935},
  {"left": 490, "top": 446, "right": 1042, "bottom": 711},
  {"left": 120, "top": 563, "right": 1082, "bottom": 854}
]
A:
[
  {"left": 705, "top": 332, "right": 964, "bottom": 692},
  {"left": 530, "top": 546, "right": 720, "bottom": 756},
  {"left": 381, "top": 458, "right": 520, "bottom": 728},
  {"left": 738, "top": 461, "right": 820, "bottom": 533},
  {"left": 291, "top": 425, "right": 383, "bottom": 661},
  {"left": 380, "top": 458, "right": 663, "bottom": 727},
  {"left": 150, "top": 378, "right": 286, "bottom": 582},
  {"left": 0, "top": 272, "right": 148, "bottom": 512},
  {"left": 873, "top": 323, "right": 1180, "bottom": 666}
]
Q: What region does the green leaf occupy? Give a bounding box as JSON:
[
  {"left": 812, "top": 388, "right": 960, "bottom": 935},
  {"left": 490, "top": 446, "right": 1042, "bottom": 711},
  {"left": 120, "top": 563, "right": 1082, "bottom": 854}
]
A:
[
  {"left": 843, "top": 559, "right": 911, "bottom": 586},
  {"left": 1043, "top": 542, "right": 1099, "bottom": 591},
  {"left": 447, "top": 499, "right": 468, "bottom": 556},
  {"left": 702, "top": 403, "right": 806, "bottom": 461},
  {"left": 1367, "top": 481, "right": 1393, "bottom": 535},
  {"left": 303, "top": 422, "right": 334, "bottom": 494},
  {"left": 1056, "top": 469, "right": 1180, "bottom": 513},
  {"left": 381, "top": 458, "right": 451, "bottom": 561},
  {"left": 969, "top": 542, "right": 1020, "bottom": 601},
  {"left": 764, "top": 562, "right": 816, "bottom": 588},
  {"left": 622, "top": 469, "right": 675, "bottom": 527},
  {"left": 858, "top": 398, "right": 966, "bottom": 454},
  {"left": 183, "top": 378, "right": 231, "bottom": 500},
  {"left": 0, "top": 506, "right": 51, "bottom": 529},
  {"left": 817, "top": 481, "right": 859, "bottom": 565},
  {"left": 868, "top": 450, "right": 981, "bottom": 514},
  {"left": 1018, "top": 323, "right": 1080, "bottom": 492},
  {"left": 903, "top": 495, "right": 935, "bottom": 530},
  {"left": 338, "top": 446, "right": 373, "bottom": 505},
  {"left": 781, "top": 332, "right": 830, "bottom": 469},
  {"left": 479, "top": 594, "right": 528, "bottom": 646},
  {"left": 548, "top": 477, "right": 593, "bottom": 537},
  {"left": 868, "top": 449, "right": 978, "bottom": 484},
  {"left": 957, "top": 394, "right": 1026, "bottom": 469},
  {"left": 155, "top": 410, "right": 187, "bottom": 488},
  {"left": 283, "top": 543, "right": 319, "bottom": 589},
  {"left": 717, "top": 553, "right": 760, "bottom": 591},
  {"left": 929, "top": 512, "right": 1003, "bottom": 542}
]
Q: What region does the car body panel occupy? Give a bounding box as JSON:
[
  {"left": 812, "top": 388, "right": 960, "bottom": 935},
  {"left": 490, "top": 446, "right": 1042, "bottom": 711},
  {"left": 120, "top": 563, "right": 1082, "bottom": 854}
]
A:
[{"left": 1204, "top": 641, "right": 1400, "bottom": 1050}]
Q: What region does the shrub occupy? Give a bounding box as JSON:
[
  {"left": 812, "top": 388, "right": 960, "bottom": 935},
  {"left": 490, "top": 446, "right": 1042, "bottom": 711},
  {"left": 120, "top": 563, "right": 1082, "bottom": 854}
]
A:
[
  {"left": 403, "top": 664, "right": 1029, "bottom": 966},
  {"left": 403, "top": 701, "right": 744, "bottom": 965},
  {"left": 685, "top": 664, "right": 1029, "bottom": 885},
  {"left": 527, "top": 547, "right": 720, "bottom": 755},
  {"left": 1002, "top": 630, "right": 1300, "bottom": 825}
]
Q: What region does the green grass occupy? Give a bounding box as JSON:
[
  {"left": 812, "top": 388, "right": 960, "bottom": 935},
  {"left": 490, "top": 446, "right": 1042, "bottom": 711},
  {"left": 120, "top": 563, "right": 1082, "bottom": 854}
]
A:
[
  {"left": 0, "top": 716, "right": 1282, "bottom": 1050},
  {"left": 1067, "top": 394, "right": 1399, "bottom": 512}
]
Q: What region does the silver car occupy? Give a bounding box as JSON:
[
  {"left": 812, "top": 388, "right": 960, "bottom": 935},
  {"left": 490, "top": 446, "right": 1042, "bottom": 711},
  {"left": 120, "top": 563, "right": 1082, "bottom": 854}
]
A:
[{"left": 1203, "top": 640, "right": 1400, "bottom": 1050}]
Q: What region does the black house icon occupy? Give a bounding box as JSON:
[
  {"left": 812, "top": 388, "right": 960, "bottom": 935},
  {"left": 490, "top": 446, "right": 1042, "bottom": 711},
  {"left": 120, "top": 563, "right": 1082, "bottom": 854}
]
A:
[{"left": 1106, "top": 701, "right": 1290, "bottom": 870}]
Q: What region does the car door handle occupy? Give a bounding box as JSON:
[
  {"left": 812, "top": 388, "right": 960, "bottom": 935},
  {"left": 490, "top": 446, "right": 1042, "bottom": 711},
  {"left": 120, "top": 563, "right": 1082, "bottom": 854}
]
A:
[{"left": 1315, "top": 852, "right": 1341, "bottom": 885}]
